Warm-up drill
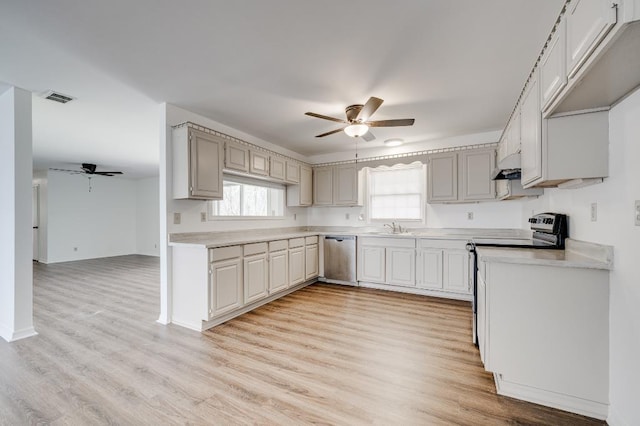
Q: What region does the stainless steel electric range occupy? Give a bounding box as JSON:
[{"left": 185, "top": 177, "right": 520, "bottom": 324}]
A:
[{"left": 466, "top": 212, "right": 569, "bottom": 345}]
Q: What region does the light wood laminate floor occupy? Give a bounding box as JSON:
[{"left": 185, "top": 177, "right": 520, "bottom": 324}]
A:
[{"left": 0, "top": 255, "right": 604, "bottom": 425}]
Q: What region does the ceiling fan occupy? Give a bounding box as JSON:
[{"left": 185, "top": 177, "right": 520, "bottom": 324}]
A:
[
  {"left": 50, "top": 163, "right": 123, "bottom": 177},
  {"left": 305, "top": 96, "right": 415, "bottom": 142}
]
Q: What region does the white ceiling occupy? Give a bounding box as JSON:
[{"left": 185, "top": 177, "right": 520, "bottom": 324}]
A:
[{"left": 0, "top": 0, "right": 564, "bottom": 177}]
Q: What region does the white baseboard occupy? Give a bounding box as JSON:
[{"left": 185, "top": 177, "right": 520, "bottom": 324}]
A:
[
  {"left": 0, "top": 324, "right": 38, "bottom": 342},
  {"left": 494, "top": 374, "right": 608, "bottom": 420}
]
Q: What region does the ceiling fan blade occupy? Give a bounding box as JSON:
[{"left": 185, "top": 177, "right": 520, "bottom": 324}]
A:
[
  {"left": 356, "top": 97, "right": 384, "bottom": 122},
  {"left": 93, "top": 171, "right": 123, "bottom": 176},
  {"left": 316, "top": 127, "right": 346, "bottom": 138},
  {"left": 367, "top": 118, "right": 415, "bottom": 127},
  {"left": 305, "top": 112, "right": 348, "bottom": 123},
  {"left": 49, "top": 168, "right": 83, "bottom": 174},
  {"left": 361, "top": 131, "right": 376, "bottom": 142}
]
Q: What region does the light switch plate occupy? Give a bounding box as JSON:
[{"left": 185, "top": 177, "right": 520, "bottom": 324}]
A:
[
  {"left": 200, "top": 212, "right": 206, "bottom": 222},
  {"left": 591, "top": 203, "right": 597, "bottom": 222},
  {"left": 173, "top": 212, "right": 181, "bottom": 225},
  {"left": 635, "top": 200, "right": 640, "bottom": 226},
  {"left": 467, "top": 212, "right": 474, "bottom": 220}
]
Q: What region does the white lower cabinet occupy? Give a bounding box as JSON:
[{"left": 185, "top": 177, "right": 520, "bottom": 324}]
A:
[
  {"left": 357, "top": 245, "right": 386, "bottom": 283},
  {"left": 415, "top": 240, "right": 471, "bottom": 297},
  {"left": 209, "top": 246, "right": 243, "bottom": 319},
  {"left": 268, "top": 241, "right": 289, "bottom": 294},
  {"left": 416, "top": 249, "right": 443, "bottom": 290},
  {"left": 171, "top": 235, "right": 319, "bottom": 331},
  {"left": 243, "top": 243, "right": 268, "bottom": 304},
  {"left": 289, "top": 238, "right": 306, "bottom": 286},
  {"left": 385, "top": 247, "right": 415, "bottom": 287},
  {"left": 357, "top": 237, "right": 415, "bottom": 287},
  {"left": 305, "top": 236, "right": 319, "bottom": 280}
]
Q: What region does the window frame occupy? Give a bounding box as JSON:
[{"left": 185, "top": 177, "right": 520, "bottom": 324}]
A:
[
  {"left": 208, "top": 175, "right": 287, "bottom": 221},
  {"left": 365, "top": 162, "right": 426, "bottom": 224}
]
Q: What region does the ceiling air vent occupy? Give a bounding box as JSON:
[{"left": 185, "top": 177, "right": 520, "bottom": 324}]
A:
[{"left": 43, "top": 90, "right": 75, "bottom": 104}]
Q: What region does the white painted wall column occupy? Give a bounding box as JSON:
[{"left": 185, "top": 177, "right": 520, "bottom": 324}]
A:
[
  {"left": 0, "top": 87, "right": 37, "bottom": 342},
  {"left": 157, "top": 103, "right": 171, "bottom": 324}
]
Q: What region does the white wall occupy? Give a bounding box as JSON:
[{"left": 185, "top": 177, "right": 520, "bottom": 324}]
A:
[
  {"left": 46, "top": 171, "right": 138, "bottom": 263},
  {"left": 522, "top": 89, "right": 640, "bottom": 426},
  {"left": 136, "top": 177, "right": 160, "bottom": 256}
]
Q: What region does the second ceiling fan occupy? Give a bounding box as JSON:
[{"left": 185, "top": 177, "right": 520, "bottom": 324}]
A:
[{"left": 305, "top": 96, "right": 415, "bottom": 142}]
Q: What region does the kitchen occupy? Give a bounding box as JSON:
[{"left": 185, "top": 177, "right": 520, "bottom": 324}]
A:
[{"left": 1, "top": 1, "right": 639, "bottom": 425}]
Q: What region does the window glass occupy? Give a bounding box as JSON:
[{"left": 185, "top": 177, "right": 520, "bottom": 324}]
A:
[
  {"left": 368, "top": 163, "right": 425, "bottom": 221},
  {"left": 210, "top": 178, "right": 285, "bottom": 218}
]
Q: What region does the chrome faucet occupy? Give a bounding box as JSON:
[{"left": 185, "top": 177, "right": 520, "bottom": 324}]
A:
[{"left": 384, "top": 222, "right": 404, "bottom": 234}]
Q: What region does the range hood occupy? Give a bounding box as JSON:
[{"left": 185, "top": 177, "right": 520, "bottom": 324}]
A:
[{"left": 491, "top": 152, "right": 521, "bottom": 180}]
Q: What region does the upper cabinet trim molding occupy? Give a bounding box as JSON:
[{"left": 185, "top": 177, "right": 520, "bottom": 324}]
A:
[{"left": 172, "top": 121, "right": 309, "bottom": 168}]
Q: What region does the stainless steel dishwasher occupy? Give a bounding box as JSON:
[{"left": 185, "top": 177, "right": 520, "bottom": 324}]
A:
[{"left": 323, "top": 235, "right": 357, "bottom": 285}]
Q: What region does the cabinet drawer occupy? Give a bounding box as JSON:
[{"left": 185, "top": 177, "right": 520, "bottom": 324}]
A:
[
  {"left": 244, "top": 242, "right": 268, "bottom": 257},
  {"left": 289, "top": 237, "right": 305, "bottom": 248},
  {"left": 269, "top": 240, "right": 288, "bottom": 252},
  {"left": 210, "top": 245, "right": 242, "bottom": 262},
  {"left": 359, "top": 237, "right": 415, "bottom": 248},
  {"left": 418, "top": 239, "right": 468, "bottom": 250},
  {"left": 305, "top": 236, "right": 318, "bottom": 245}
]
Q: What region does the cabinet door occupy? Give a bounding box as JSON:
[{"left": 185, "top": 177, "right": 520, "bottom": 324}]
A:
[
  {"left": 460, "top": 149, "right": 496, "bottom": 201},
  {"left": 507, "top": 107, "right": 521, "bottom": 156},
  {"left": 313, "top": 166, "right": 333, "bottom": 205},
  {"left": 289, "top": 247, "right": 305, "bottom": 286},
  {"left": 427, "top": 153, "right": 458, "bottom": 202},
  {"left": 269, "top": 250, "right": 288, "bottom": 293},
  {"left": 269, "top": 157, "right": 286, "bottom": 181},
  {"left": 285, "top": 161, "right": 300, "bottom": 183},
  {"left": 386, "top": 248, "right": 415, "bottom": 287},
  {"left": 225, "top": 141, "right": 249, "bottom": 172},
  {"left": 190, "top": 129, "right": 224, "bottom": 199},
  {"left": 520, "top": 70, "right": 542, "bottom": 186},
  {"left": 305, "top": 244, "right": 319, "bottom": 280},
  {"left": 566, "top": 0, "right": 617, "bottom": 78},
  {"left": 209, "top": 258, "right": 243, "bottom": 319},
  {"left": 299, "top": 165, "right": 313, "bottom": 206},
  {"left": 333, "top": 164, "right": 358, "bottom": 205},
  {"left": 357, "top": 246, "right": 385, "bottom": 283},
  {"left": 416, "top": 249, "right": 443, "bottom": 290},
  {"left": 249, "top": 151, "right": 269, "bottom": 176},
  {"left": 443, "top": 249, "right": 470, "bottom": 294},
  {"left": 541, "top": 19, "right": 567, "bottom": 110},
  {"left": 244, "top": 253, "right": 268, "bottom": 304}
]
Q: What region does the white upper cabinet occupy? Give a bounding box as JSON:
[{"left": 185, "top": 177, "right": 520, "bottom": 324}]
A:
[
  {"left": 285, "top": 161, "right": 300, "bottom": 184},
  {"left": 460, "top": 149, "right": 496, "bottom": 201},
  {"left": 173, "top": 126, "right": 224, "bottom": 200},
  {"left": 333, "top": 164, "right": 359, "bottom": 205},
  {"left": 313, "top": 166, "right": 334, "bottom": 205},
  {"left": 269, "top": 156, "right": 286, "bottom": 181},
  {"left": 427, "top": 153, "right": 458, "bottom": 203},
  {"left": 288, "top": 165, "right": 313, "bottom": 207},
  {"left": 540, "top": 18, "right": 568, "bottom": 111},
  {"left": 428, "top": 148, "right": 496, "bottom": 204},
  {"left": 520, "top": 70, "right": 542, "bottom": 186},
  {"left": 225, "top": 141, "right": 249, "bottom": 173},
  {"left": 249, "top": 151, "right": 269, "bottom": 176},
  {"left": 566, "top": 0, "right": 617, "bottom": 78}
]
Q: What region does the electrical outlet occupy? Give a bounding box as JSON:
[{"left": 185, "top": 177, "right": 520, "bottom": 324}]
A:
[
  {"left": 173, "top": 212, "right": 181, "bottom": 225},
  {"left": 345, "top": 213, "right": 350, "bottom": 220},
  {"left": 293, "top": 213, "right": 297, "bottom": 221},
  {"left": 591, "top": 203, "right": 597, "bottom": 222},
  {"left": 467, "top": 212, "right": 474, "bottom": 220},
  {"left": 358, "top": 213, "right": 365, "bottom": 221},
  {"left": 73, "top": 247, "right": 78, "bottom": 252},
  {"left": 200, "top": 212, "right": 206, "bottom": 222},
  {"left": 635, "top": 200, "right": 640, "bottom": 226}
]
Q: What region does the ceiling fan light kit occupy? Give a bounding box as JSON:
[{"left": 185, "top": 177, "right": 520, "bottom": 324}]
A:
[{"left": 344, "top": 123, "right": 369, "bottom": 137}]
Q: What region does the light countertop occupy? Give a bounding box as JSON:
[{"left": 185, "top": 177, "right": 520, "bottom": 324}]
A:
[
  {"left": 169, "top": 227, "right": 531, "bottom": 249},
  {"left": 476, "top": 239, "right": 613, "bottom": 270}
]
